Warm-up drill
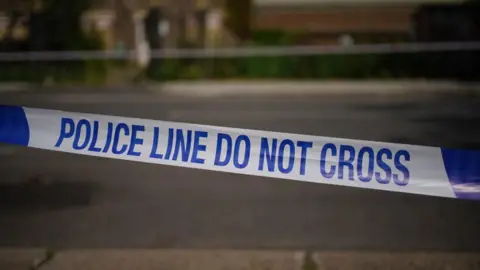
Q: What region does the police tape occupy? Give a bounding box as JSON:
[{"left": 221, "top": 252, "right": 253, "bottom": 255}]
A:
[{"left": 1, "top": 105, "right": 479, "bottom": 200}]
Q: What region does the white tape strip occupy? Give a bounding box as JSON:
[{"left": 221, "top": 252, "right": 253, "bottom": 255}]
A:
[{"left": 1, "top": 105, "right": 479, "bottom": 200}]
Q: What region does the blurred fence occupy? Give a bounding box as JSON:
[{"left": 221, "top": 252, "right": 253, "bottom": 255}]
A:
[{"left": 1, "top": 42, "right": 480, "bottom": 84}]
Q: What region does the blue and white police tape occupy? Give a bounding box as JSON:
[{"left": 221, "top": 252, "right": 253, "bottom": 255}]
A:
[{"left": 1, "top": 105, "right": 480, "bottom": 200}]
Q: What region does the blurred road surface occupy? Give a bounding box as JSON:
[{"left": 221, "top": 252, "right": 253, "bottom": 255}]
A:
[{"left": 1, "top": 88, "right": 480, "bottom": 250}]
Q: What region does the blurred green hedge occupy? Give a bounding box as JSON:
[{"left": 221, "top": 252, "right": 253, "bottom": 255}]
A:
[
  {"left": 143, "top": 30, "right": 480, "bottom": 81},
  {"left": 1, "top": 30, "right": 479, "bottom": 83},
  {"left": 142, "top": 51, "right": 480, "bottom": 81},
  {"left": 0, "top": 59, "right": 108, "bottom": 85},
  {"left": 1, "top": 51, "right": 478, "bottom": 84}
]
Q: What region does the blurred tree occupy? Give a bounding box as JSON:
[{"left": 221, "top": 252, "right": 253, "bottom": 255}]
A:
[
  {"left": 113, "top": 0, "right": 135, "bottom": 51},
  {"left": 144, "top": 7, "right": 164, "bottom": 50},
  {"left": 46, "top": 0, "right": 90, "bottom": 50},
  {"left": 144, "top": 6, "right": 164, "bottom": 79},
  {"left": 0, "top": 10, "right": 22, "bottom": 51},
  {"left": 224, "top": 0, "right": 252, "bottom": 43},
  {"left": 412, "top": 1, "right": 480, "bottom": 80},
  {"left": 26, "top": 0, "right": 98, "bottom": 51},
  {"left": 0, "top": 0, "right": 27, "bottom": 51}
]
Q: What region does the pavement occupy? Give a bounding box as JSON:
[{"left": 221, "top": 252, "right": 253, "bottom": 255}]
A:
[
  {"left": 2, "top": 249, "right": 480, "bottom": 270},
  {"left": 0, "top": 249, "right": 46, "bottom": 270},
  {"left": 1, "top": 82, "right": 480, "bottom": 269},
  {"left": 2, "top": 80, "right": 480, "bottom": 96},
  {"left": 0, "top": 83, "right": 31, "bottom": 93},
  {"left": 152, "top": 80, "right": 480, "bottom": 97}
]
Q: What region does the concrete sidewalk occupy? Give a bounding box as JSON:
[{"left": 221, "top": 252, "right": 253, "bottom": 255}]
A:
[
  {"left": 0, "top": 83, "right": 31, "bottom": 93},
  {"left": 2, "top": 80, "right": 480, "bottom": 97},
  {"left": 0, "top": 249, "right": 48, "bottom": 270},
  {"left": 154, "top": 80, "right": 480, "bottom": 97},
  {"left": 3, "top": 249, "right": 480, "bottom": 270}
]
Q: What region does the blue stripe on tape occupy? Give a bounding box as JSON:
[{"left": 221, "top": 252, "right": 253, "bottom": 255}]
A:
[
  {"left": 0, "top": 105, "right": 30, "bottom": 146},
  {"left": 441, "top": 148, "right": 480, "bottom": 200}
]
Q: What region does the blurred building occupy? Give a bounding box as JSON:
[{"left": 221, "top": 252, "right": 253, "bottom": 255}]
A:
[
  {"left": 0, "top": 0, "right": 229, "bottom": 65},
  {"left": 82, "top": 0, "right": 227, "bottom": 49},
  {"left": 253, "top": 0, "right": 463, "bottom": 45},
  {"left": 81, "top": 0, "right": 232, "bottom": 66}
]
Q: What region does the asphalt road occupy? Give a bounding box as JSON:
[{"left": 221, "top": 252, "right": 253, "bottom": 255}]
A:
[{"left": 1, "top": 89, "right": 480, "bottom": 250}]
